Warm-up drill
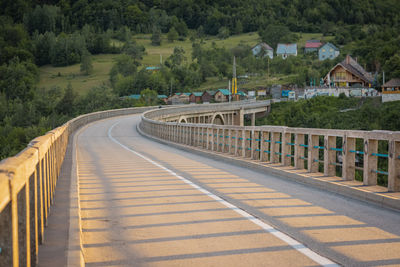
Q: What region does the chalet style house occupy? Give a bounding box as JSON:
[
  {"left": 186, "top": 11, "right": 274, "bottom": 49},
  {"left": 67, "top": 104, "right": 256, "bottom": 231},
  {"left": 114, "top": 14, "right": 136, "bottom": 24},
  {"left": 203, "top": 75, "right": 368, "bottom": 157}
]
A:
[{"left": 324, "top": 55, "right": 374, "bottom": 88}]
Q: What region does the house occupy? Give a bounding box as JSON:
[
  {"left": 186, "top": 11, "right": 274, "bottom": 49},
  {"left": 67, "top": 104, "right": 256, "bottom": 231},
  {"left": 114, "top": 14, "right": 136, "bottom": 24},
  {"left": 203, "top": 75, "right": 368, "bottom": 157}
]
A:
[
  {"left": 214, "top": 89, "right": 230, "bottom": 102},
  {"left": 304, "top": 40, "right": 323, "bottom": 53},
  {"left": 126, "top": 94, "right": 141, "bottom": 100},
  {"left": 324, "top": 55, "right": 374, "bottom": 88},
  {"left": 319, "top": 43, "right": 340, "bottom": 61},
  {"left": 276, "top": 44, "right": 297, "bottom": 59},
  {"left": 202, "top": 90, "right": 216, "bottom": 103},
  {"left": 145, "top": 66, "right": 161, "bottom": 71},
  {"left": 237, "top": 91, "right": 247, "bottom": 100},
  {"left": 168, "top": 93, "right": 189, "bottom": 104},
  {"left": 189, "top": 92, "right": 203, "bottom": 103},
  {"left": 157, "top": 94, "right": 168, "bottom": 104},
  {"left": 251, "top": 42, "right": 274, "bottom": 59},
  {"left": 382, "top": 78, "right": 400, "bottom": 102}
]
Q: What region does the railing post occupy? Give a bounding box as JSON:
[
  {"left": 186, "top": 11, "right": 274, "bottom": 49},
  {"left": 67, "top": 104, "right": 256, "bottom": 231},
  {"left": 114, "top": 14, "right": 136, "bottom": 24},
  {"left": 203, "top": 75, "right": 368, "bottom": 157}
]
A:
[
  {"left": 261, "top": 131, "right": 270, "bottom": 162},
  {"left": 271, "top": 132, "right": 280, "bottom": 163},
  {"left": 364, "top": 138, "right": 378, "bottom": 186},
  {"left": 245, "top": 130, "right": 251, "bottom": 158},
  {"left": 252, "top": 130, "right": 260, "bottom": 160},
  {"left": 308, "top": 134, "right": 319, "bottom": 173},
  {"left": 217, "top": 128, "right": 222, "bottom": 152},
  {"left": 388, "top": 140, "right": 400, "bottom": 191},
  {"left": 324, "top": 135, "right": 337, "bottom": 176},
  {"left": 282, "top": 132, "right": 291, "bottom": 166},
  {"left": 224, "top": 129, "right": 229, "bottom": 153},
  {"left": 213, "top": 128, "right": 218, "bottom": 152},
  {"left": 295, "top": 133, "right": 305, "bottom": 169},
  {"left": 232, "top": 129, "right": 239, "bottom": 156},
  {"left": 343, "top": 136, "right": 355, "bottom": 180}
]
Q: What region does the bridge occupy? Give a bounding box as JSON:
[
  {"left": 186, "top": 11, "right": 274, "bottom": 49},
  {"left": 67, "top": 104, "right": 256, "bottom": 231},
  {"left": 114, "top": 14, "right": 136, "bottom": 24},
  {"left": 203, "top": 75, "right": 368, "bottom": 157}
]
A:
[{"left": 1, "top": 101, "right": 400, "bottom": 266}]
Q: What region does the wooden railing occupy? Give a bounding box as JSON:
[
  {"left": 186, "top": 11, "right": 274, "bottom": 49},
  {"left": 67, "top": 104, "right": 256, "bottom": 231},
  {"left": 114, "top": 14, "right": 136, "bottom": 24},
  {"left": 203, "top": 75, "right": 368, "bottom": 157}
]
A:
[{"left": 0, "top": 106, "right": 154, "bottom": 267}]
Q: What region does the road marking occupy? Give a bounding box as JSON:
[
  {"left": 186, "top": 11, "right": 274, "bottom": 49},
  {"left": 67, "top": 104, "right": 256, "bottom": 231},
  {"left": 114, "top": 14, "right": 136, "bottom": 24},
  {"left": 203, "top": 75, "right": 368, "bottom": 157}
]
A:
[{"left": 108, "top": 121, "right": 339, "bottom": 267}]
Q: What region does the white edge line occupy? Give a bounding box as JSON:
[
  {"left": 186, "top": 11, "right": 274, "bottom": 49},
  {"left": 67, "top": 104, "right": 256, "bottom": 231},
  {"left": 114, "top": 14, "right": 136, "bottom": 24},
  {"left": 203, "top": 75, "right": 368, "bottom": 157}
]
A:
[{"left": 108, "top": 121, "right": 339, "bottom": 267}]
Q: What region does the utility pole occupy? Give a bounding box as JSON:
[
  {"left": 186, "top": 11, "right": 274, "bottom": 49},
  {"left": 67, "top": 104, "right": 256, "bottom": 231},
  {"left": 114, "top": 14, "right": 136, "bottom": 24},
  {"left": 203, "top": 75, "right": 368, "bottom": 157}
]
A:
[
  {"left": 232, "top": 56, "right": 237, "bottom": 100},
  {"left": 229, "top": 80, "right": 231, "bottom": 103}
]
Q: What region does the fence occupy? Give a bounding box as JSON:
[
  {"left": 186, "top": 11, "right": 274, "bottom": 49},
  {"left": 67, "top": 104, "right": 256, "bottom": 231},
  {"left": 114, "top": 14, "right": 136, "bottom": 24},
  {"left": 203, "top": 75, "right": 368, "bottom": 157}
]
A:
[
  {"left": 140, "top": 109, "right": 400, "bottom": 193},
  {"left": 0, "top": 106, "right": 154, "bottom": 267}
]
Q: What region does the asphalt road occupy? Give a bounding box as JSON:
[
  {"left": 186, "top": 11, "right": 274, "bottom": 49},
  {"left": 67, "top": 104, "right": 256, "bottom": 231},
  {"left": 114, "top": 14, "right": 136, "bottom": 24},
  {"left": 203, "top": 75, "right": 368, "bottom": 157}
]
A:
[{"left": 76, "top": 114, "right": 400, "bottom": 267}]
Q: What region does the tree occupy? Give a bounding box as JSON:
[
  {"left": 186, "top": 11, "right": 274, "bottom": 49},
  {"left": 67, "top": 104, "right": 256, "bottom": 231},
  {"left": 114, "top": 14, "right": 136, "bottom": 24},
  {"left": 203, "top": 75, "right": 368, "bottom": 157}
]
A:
[
  {"left": 234, "top": 20, "right": 243, "bottom": 34},
  {"left": 80, "top": 50, "right": 93, "bottom": 75},
  {"left": 217, "top": 26, "right": 229, "bottom": 39},
  {"left": 122, "top": 40, "right": 146, "bottom": 60},
  {"left": 167, "top": 27, "right": 178, "bottom": 42},
  {"left": 259, "top": 25, "right": 298, "bottom": 49},
  {"left": 56, "top": 83, "right": 77, "bottom": 116},
  {"left": 151, "top": 27, "right": 162, "bottom": 46},
  {"left": 140, "top": 88, "right": 158, "bottom": 105},
  {"left": 0, "top": 58, "right": 38, "bottom": 101},
  {"left": 166, "top": 47, "right": 186, "bottom": 68}
]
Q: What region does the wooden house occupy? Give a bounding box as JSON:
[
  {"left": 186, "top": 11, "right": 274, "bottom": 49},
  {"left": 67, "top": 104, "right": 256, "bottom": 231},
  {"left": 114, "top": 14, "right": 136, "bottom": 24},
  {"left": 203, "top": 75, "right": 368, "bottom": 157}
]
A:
[
  {"left": 214, "top": 89, "right": 230, "bottom": 102},
  {"left": 304, "top": 40, "right": 323, "bottom": 53},
  {"left": 189, "top": 92, "right": 203, "bottom": 103},
  {"left": 202, "top": 90, "right": 216, "bottom": 103},
  {"left": 276, "top": 43, "right": 297, "bottom": 59},
  {"left": 251, "top": 42, "right": 274, "bottom": 59},
  {"left": 319, "top": 43, "right": 340, "bottom": 61},
  {"left": 324, "top": 55, "right": 374, "bottom": 88},
  {"left": 382, "top": 78, "right": 400, "bottom": 102}
]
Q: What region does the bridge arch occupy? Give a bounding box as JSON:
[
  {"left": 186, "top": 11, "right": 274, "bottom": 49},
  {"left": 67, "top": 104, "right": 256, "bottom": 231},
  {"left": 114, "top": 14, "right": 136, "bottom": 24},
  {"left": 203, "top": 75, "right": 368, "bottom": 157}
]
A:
[
  {"left": 178, "top": 116, "right": 188, "bottom": 123},
  {"left": 211, "top": 113, "right": 226, "bottom": 125}
]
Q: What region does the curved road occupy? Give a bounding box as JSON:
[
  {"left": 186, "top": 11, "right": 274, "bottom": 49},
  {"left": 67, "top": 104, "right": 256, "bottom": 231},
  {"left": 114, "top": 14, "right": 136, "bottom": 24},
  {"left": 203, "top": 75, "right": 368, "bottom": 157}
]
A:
[{"left": 76, "top": 114, "right": 400, "bottom": 267}]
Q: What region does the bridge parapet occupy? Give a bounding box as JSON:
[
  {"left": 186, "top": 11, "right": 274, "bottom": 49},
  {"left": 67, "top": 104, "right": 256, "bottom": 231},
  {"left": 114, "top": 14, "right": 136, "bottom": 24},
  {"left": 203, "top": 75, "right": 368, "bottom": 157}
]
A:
[
  {"left": 0, "top": 106, "right": 155, "bottom": 267},
  {"left": 141, "top": 103, "right": 400, "bottom": 193}
]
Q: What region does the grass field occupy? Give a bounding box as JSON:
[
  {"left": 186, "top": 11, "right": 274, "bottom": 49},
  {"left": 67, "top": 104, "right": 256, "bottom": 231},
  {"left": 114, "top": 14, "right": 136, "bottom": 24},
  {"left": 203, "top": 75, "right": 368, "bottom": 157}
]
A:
[
  {"left": 38, "top": 32, "right": 332, "bottom": 95},
  {"left": 38, "top": 54, "right": 117, "bottom": 95},
  {"left": 135, "top": 32, "right": 261, "bottom": 66}
]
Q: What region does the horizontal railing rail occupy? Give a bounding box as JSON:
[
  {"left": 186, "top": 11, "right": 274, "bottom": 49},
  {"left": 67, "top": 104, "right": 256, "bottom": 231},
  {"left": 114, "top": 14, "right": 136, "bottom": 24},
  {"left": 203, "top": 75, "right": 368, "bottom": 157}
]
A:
[{"left": 0, "top": 106, "right": 155, "bottom": 267}]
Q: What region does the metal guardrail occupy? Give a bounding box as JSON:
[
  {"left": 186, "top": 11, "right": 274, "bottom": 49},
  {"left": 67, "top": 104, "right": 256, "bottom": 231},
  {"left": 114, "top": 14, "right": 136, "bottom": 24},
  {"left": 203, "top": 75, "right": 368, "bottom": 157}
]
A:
[
  {"left": 0, "top": 106, "right": 155, "bottom": 267},
  {"left": 140, "top": 103, "right": 400, "bottom": 193}
]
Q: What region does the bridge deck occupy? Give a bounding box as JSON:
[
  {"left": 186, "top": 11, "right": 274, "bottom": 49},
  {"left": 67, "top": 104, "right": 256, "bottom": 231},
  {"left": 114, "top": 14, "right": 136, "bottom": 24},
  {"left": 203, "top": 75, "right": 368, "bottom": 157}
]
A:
[{"left": 40, "top": 114, "right": 400, "bottom": 266}]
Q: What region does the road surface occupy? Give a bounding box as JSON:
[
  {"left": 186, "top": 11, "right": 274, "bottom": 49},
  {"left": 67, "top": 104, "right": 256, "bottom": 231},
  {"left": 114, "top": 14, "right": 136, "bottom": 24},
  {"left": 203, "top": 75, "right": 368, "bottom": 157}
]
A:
[{"left": 75, "top": 114, "right": 400, "bottom": 266}]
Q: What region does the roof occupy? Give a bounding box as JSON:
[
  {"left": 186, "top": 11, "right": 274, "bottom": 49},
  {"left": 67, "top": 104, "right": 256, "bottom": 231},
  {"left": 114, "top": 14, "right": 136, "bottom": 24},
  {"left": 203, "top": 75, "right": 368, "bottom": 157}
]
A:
[
  {"left": 340, "top": 55, "right": 374, "bottom": 84},
  {"left": 145, "top": 66, "right": 161, "bottom": 71},
  {"left": 237, "top": 91, "right": 247, "bottom": 96},
  {"left": 276, "top": 43, "right": 297, "bottom": 55},
  {"left": 252, "top": 42, "right": 273, "bottom": 51},
  {"left": 325, "top": 55, "right": 374, "bottom": 84},
  {"left": 157, "top": 95, "right": 167, "bottom": 98},
  {"left": 305, "top": 40, "right": 323, "bottom": 48},
  {"left": 217, "top": 89, "right": 231, "bottom": 96},
  {"left": 320, "top": 42, "right": 339, "bottom": 51},
  {"left": 175, "top": 93, "right": 181, "bottom": 96},
  {"left": 206, "top": 90, "right": 217, "bottom": 96},
  {"left": 127, "top": 94, "right": 141, "bottom": 100},
  {"left": 382, "top": 78, "right": 400, "bottom": 88},
  {"left": 191, "top": 92, "right": 203, "bottom": 97},
  {"left": 183, "top": 92, "right": 191, "bottom": 96}
]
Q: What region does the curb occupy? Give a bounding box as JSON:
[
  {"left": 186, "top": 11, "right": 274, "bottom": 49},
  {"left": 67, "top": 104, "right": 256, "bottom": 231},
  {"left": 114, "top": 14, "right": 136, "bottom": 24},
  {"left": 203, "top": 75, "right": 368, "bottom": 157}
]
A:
[
  {"left": 67, "top": 126, "right": 86, "bottom": 267},
  {"left": 137, "top": 125, "right": 400, "bottom": 212}
]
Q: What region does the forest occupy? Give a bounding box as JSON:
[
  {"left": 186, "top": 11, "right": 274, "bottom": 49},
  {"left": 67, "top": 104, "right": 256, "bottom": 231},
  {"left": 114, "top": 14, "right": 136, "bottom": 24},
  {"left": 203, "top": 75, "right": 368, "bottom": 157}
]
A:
[{"left": 1, "top": 0, "right": 400, "bottom": 159}]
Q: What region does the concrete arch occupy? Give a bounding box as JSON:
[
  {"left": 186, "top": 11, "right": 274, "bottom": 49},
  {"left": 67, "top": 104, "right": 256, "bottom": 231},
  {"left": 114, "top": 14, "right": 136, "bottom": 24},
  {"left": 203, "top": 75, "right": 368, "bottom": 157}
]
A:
[
  {"left": 211, "top": 113, "right": 226, "bottom": 125},
  {"left": 178, "top": 116, "right": 188, "bottom": 123}
]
